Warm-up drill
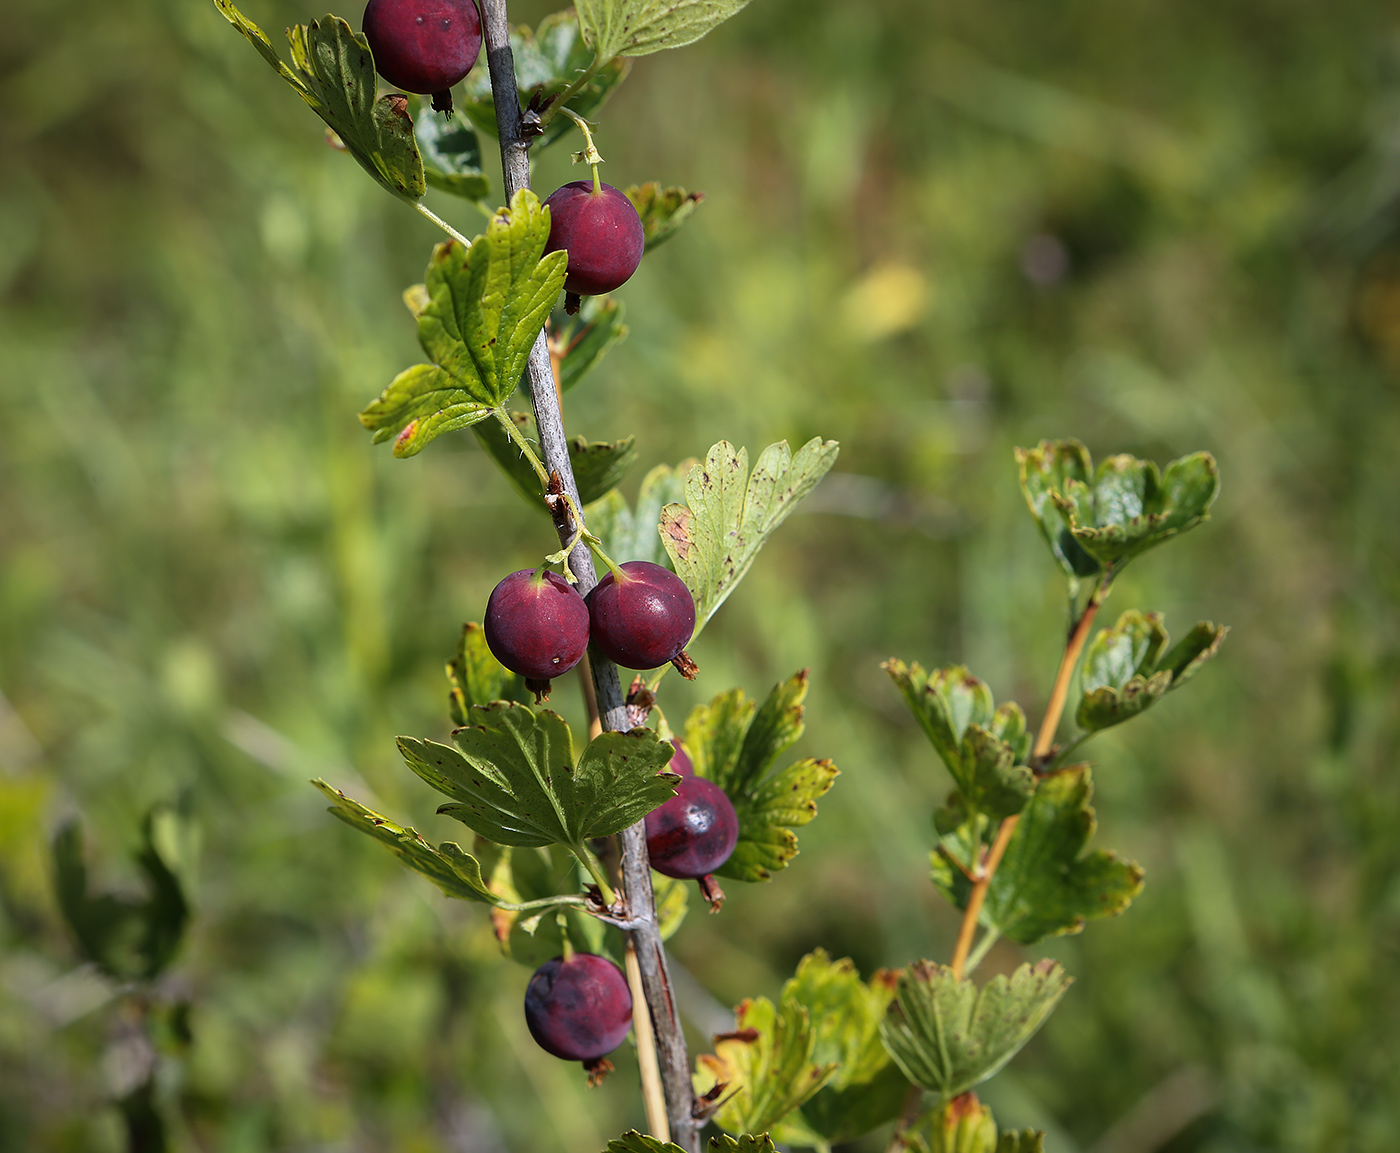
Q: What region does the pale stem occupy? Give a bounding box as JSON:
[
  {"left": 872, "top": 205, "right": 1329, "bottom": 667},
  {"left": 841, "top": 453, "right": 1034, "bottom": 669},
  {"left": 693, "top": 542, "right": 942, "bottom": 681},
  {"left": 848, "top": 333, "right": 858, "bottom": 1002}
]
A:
[
  {"left": 947, "top": 572, "right": 1112, "bottom": 979},
  {"left": 478, "top": 4, "right": 697, "bottom": 1146},
  {"left": 574, "top": 843, "right": 617, "bottom": 908},
  {"left": 578, "top": 652, "right": 604, "bottom": 741},
  {"left": 413, "top": 200, "right": 474, "bottom": 247},
  {"left": 626, "top": 938, "right": 670, "bottom": 1142},
  {"left": 962, "top": 925, "right": 1002, "bottom": 976},
  {"left": 493, "top": 407, "right": 551, "bottom": 488}
]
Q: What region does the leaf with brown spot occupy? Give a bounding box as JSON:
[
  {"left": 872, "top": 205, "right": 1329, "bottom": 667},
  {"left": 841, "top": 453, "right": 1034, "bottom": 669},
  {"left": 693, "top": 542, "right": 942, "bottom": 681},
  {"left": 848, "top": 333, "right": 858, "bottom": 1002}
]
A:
[
  {"left": 694, "top": 995, "right": 836, "bottom": 1136},
  {"left": 661, "top": 438, "right": 839, "bottom": 637},
  {"left": 683, "top": 672, "right": 839, "bottom": 883}
]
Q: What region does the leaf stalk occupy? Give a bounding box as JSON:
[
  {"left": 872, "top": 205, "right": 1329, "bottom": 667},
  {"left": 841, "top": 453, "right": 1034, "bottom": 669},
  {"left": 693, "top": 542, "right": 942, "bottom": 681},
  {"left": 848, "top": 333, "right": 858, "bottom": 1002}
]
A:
[{"left": 412, "top": 200, "right": 473, "bottom": 246}]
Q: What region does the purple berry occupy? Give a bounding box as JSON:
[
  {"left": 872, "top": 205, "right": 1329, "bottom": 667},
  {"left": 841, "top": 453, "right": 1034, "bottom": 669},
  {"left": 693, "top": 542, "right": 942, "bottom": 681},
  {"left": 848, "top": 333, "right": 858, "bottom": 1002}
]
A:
[
  {"left": 543, "top": 182, "right": 646, "bottom": 298},
  {"left": 586, "top": 561, "right": 695, "bottom": 671},
  {"left": 645, "top": 776, "right": 739, "bottom": 880},
  {"left": 524, "top": 953, "right": 633, "bottom": 1062},
  {"left": 483, "top": 569, "right": 589, "bottom": 682},
  {"left": 667, "top": 738, "right": 694, "bottom": 777},
  {"left": 363, "top": 0, "right": 481, "bottom": 109}
]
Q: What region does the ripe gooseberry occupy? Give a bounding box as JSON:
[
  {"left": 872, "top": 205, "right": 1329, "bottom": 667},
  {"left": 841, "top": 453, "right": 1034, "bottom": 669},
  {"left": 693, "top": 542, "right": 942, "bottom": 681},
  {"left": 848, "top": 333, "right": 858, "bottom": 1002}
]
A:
[
  {"left": 483, "top": 569, "right": 589, "bottom": 695},
  {"left": 586, "top": 561, "right": 695, "bottom": 672},
  {"left": 543, "top": 181, "right": 645, "bottom": 308},
  {"left": 524, "top": 953, "right": 633, "bottom": 1070},
  {"left": 645, "top": 776, "right": 739, "bottom": 881},
  {"left": 362, "top": 0, "right": 481, "bottom": 113}
]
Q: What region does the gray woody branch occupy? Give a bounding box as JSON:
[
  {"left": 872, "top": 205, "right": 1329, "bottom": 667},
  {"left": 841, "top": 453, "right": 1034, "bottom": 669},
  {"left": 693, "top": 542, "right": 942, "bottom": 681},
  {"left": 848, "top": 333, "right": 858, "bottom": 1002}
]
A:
[{"left": 476, "top": 6, "right": 700, "bottom": 1149}]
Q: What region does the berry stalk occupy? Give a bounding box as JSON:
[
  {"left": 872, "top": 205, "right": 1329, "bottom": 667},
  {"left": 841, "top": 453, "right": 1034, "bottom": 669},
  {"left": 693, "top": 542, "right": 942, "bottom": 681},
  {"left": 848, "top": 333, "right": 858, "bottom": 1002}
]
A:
[{"left": 477, "top": 5, "right": 699, "bottom": 1148}]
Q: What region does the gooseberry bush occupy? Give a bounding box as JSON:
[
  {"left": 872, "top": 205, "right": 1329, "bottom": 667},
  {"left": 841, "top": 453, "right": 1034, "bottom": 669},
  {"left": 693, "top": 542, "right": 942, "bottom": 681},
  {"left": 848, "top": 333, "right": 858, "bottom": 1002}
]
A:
[{"left": 209, "top": 1, "right": 1228, "bottom": 1150}]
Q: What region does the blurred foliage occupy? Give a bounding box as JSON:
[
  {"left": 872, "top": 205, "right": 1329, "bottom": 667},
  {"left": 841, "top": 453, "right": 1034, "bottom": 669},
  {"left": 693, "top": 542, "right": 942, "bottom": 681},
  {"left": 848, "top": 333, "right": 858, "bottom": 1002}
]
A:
[{"left": 1, "top": 0, "right": 1399, "bottom": 1149}]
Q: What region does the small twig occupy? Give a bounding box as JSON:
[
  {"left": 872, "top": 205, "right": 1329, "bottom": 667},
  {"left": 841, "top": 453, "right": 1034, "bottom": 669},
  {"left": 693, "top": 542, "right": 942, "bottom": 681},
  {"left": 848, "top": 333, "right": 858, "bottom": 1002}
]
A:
[
  {"left": 579, "top": 652, "right": 604, "bottom": 741},
  {"left": 413, "top": 200, "right": 473, "bottom": 247},
  {"left": 626, "top": 939, "right": 671, "bottom": 1142},
  {"left": 948, "top": 573, "right": 1112, "bottom": 978},
  {"left": 962, "top": 926, "right": 1002, "bottom": 976}
]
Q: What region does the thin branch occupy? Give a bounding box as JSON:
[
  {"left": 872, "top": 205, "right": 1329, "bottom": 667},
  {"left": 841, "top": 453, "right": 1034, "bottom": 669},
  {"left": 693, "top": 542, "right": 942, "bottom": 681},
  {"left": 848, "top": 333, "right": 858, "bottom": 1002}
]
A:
[
  {"left": 626, "top": 938, "right": 670, "bottom": 1141},
  {"left": 948, "top": 573, "right": 1113, "bottom": 978},
  {"left": 413, "top": 200, "right": 473, "bottom": 246},
  {"left": 477, "top": 5, "right": 698, "bottom": 1147}
]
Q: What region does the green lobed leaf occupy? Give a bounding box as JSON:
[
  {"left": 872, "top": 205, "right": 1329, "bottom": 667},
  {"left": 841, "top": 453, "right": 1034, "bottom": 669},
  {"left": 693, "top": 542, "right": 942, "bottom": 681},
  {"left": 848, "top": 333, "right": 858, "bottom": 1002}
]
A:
[
  {"left": 624, "top": 183, "right": 705, "bottom": 251},
  {"left": 661, "top": 438, "right": 840, "bottom": 637},
  {"left": 401, "top": 704, "right": 677, "bottom": 849},
  {"left": 556, "top": 295, "right": 630, "bottom": 393},
  {"left": 696, "top": 995, "right": 837, "bottom": 1136},
  {"left": 905, "top": 1096, "right": 1045, "bottom": 1153},
  {"left": 1015, "top": 439, "right": 1102, "bottom": 580},
  {"left": 682, "top": 673, "right": 839, "bottom": 882},
  {"left": 415, "top": 105, "right": 490, "bottom": 201},
  {"left": 1018, "top": 439, "right": 1221, "bottom": 572},
  {"left": 359, "top": 190, "right": 568, "bottom": 456},
  {"left": 212, "top": 1, "right": 425, "bottom": 201},
  {"left": 883, "top": 661, "right": 1034, "bottom": 824},
  {"left": 474, "top": 410, "right": 637, "bottom": 506},
  {"left": 1161, "top": 619, "right": 1230, "bottom": 688},
  {"left": 708, "top": 1137, "right": 777, "bottom": 1153},
  {"left": 585, "top": 461, "right": 693, "bottom": 567},
  {"left": 460, "top": 10, "right": 631, "bottom": 148},
  {"left": 446, "top": 622, "right": 525, "bottom": 726},
  {"left": 605, "top": 1132, "right": 688, "bottom": 1153},
  {"left": 772, "top": 951, "right": 909, "bottom": 1146},
  {"left": 879, "top": 961, "right": 1071, "bottom": 1100},
  {"left": 1076, "top": 611, "right": 1228, "bottom": 733},
  {"left": 931, "top": 766, "right": 1145, "bottom": 944},
  {"left": 312, "top": 779, "right": 501, "bottom": 904},
  {"left": 578, "top": 0, "right": 755, "bottom": 59}
]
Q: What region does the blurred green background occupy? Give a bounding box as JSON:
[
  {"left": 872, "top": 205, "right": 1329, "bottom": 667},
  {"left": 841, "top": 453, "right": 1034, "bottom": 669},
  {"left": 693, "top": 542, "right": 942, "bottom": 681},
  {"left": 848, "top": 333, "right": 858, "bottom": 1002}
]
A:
[{"left": 3, "top": 0, "right": 1399, "bottom": 1148}]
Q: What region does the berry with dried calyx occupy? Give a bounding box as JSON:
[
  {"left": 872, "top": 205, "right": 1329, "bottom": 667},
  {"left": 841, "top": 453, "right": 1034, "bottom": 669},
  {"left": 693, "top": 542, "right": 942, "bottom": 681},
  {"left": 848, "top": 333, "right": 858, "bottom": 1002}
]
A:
[
  {"left": 483, "top": 569, "right": 589, "bottom": 698},
  {"left": 586, "top": 561, "right": 696, "bottom": 673},
  {"left": 645, "top": 775, "right": 738, "bottom": 881},
  {"left": 543, "top": 181, "right": 646, "bottom": 308},
  {"left": 524, "top": 953, "right": 633, "bottom": 1076},
  {"left": 362, "top": 0, "right": 481, "bottom": 114}
]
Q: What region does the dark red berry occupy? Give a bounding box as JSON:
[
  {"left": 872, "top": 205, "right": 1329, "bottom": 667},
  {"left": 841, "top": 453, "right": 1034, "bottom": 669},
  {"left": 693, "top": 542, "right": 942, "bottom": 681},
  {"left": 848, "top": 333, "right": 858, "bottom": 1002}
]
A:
[
  {"left": 543, "top": 181, "right": 646, "bottom": 298},
  {"left": 483, "top": 569, "right": 589, "bottom": 681},
  {"left": 667, "top": 738, "right": 694, "bottom": 777},
  {"left": 586, "top": 561, "right": 695, "bottom": 671},
  {"left": 363, "top": 0, "right": 481, "bottom": 103},
  {"left": 645, "top": 776, "right": 739, "bottom": 880},
  {"left": 524, "top": 953, "right": 633, "bottom": 1062}
]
